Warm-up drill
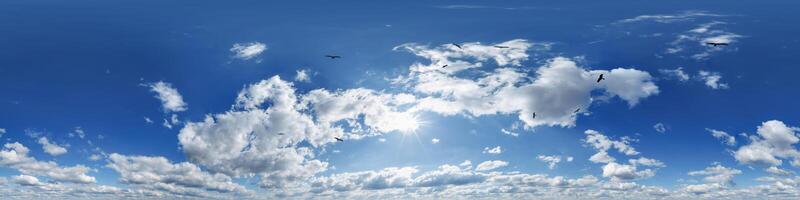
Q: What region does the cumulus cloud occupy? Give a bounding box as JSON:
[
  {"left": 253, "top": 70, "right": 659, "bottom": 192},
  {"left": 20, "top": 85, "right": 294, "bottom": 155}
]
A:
[
  {"left": 483, "top": 146, "right": 502, "bottom": 154},
  {"left": 697, "top": 71, "right": 729, "bottom": 89},
  {"left": 107, "top": 153, "right": 248, "bottom": 194},
  {"left": 431, "top": 138, "right": 440, "bottom": 144},
  {"left": 179, "top": 75, "right": 417, "bottom": 188},
  {"left": 734, "top": 120, "right": 800, "bottom": 167},
  {"left": 396, "top": 41, "right": 658, "bottom": 129},
  {"left": 295, "top": 69, "right": 311, "bottom": 83},
  {"left": 230, "top": 42, "right": 267, "bottom": 61},
  {"left": 0, "top": 142, "right": 95, "bottom": 183},
  {"left": 538, "top": 155, "right": 571, "bottom": 169},
  {"left": 475, "top": 160, "right": 508, "bottom": 171},
  {"left": 12, "top": 175, "right": 44, "bottom": 186},
  {"left": 684, "top": 163, "right": 741, "bottom": 194},
  {"left": 170, "top": 39, "right": 663, "bottom": 192},
  {"left": 583, "top": 130, "right": 663, "bottom": 181},
  {"left": 148, "top": 81, "right": 188, "bottom": 112},
  {"left": 37, "top": 137, "right": 67, "bottom": 156},
  {"left": 707, "top": 128, "right": 736, "bottom": 146},
  {"left": 0, "top": 128, "right": 5, "bottom": 138}
]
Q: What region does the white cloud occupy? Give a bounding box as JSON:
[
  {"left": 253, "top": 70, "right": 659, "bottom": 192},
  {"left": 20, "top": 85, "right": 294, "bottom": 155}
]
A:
[
  {"left": 659, "top": 67, "right": 690, "bottom": 82},
  {"left": 665, "top": 22, "right": 742, "bottom": 60},
  {"left": 89, "top": 154, "right": 102, "bottom": 161},
  {"left": 688, "top": 163, "right": 741, "bottom": 185},
  {"left": 697, "top": 71, "right": 729, "bottom": 89},
  {"left": 144, "top": 117, "right": 154, "bottom": 124},
  {"left": 431, "top": 138, "right": 440, "bottom": 144},
  {"left": 398, "top": 48, "right": 659, "bottom": 128},
  {"left": 616, "top": 11, "right": 724, "bottom": 24},
  {"left": 107, "top": 153, "right": 249, "bottom": 193},
  {"left": 734, "top": 120, "right": 800, "bottom": 167},
  {"left": 12, "top": 175, "right": 44, "bottom": 186},
  {"left": 475, "top": 160, "right": 508, "bottom": 171},
  {"left": 0, "top": 142, "right": 95, "bottom": 183},
  {"left": 230, "top": 42, "right": 266, "bottom": 61},
  {"left": 500, "top": 128, "right": 519, "bottom": 137},
  {"left": 148, "top": 81, "right": 188, "bottom": 112},
  {"left": 295, "top": 69, "right": 311, "bottom": 83},
  {"left": 0, "top": 128, "right": 5, "bottom": 138},
  {"left": 37, "top": 137, "right": 67, "bottom": 156},
  {"left": 654, "top": 123, "right": 667, "bottom": 133},
  {"left": 628, "top": 157, "right": 666, "bottom": 168},
  {"left": 537, "top": 155, "right": 568, "bottom": 169},
  {"left": 707, "top": 128, "right": 736, "bottom": 146},
  {"left": 583, "top": 130, "right": 663, "bottom": 182},
  {"left": 483, "top": 146, "right": 502, "bottom": 154},
  {"left": 765, "top": 166, "right": 793, "bottom": 176}
]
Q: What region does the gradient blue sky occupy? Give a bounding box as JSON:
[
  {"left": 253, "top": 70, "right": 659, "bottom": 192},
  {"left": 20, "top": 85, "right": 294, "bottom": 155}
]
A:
[{"left": 1, "top": 0, "right": 800, "bottom": 199}]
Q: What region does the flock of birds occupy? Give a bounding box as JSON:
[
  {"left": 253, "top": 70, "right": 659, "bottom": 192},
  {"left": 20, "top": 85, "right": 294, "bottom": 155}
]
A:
[{"left": 318, "top": 41, "right": 729, "bottom": 141}]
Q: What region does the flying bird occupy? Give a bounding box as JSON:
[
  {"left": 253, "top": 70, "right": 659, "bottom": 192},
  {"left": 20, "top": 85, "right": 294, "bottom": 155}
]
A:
[
  {"left": 532, "top": 112, "right": 536, "bottom": 119},
  {"left": 442, "top": 64, "right": 448, "bottom": 68},
  {"left": 574, "top": 108, "right": 581, "bottom": 113},
  {"left": 596, "top": 74, "right": 605, "bottom": 83},
  {"left": 278, "top": 133, "right": 284, "bottom": 135},
  {"left": 325, "top": 55, "right": 342, "bottom": 59},
  {"left": 494, "top": 45, "right": 509, "bottom": 49},
  {"left": 335, "top": 137, "right": 344, "bottom": 142},
  {"left": 451, "top": 43, "right": 462, "bottom": 49},
  {"left": 705, "top": 42, "right": 729, "bottom": 47}
]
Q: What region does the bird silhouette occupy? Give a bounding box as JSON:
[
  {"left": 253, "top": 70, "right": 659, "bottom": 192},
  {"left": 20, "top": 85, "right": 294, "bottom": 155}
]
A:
[
  {"left": 494, "top": 45, "right": 509, "bottom": 48},
  {"left": 532, "top": 112, "right": 536, "bottom": 119},
  {"left": 596, "top": 74, "right": 605, "bottom": 83},
  {"left": 451, "top": 43, "right": 462, "bottom": 49},
  {"left": 705, "top": 42, "right": 729, "bottom": 47},
  {"left": 325, "top": 55, "right": 342, "bottom": 59},
  {"left": 442, "top": 64, "right": 448, "bottom": 68},
  {"left": 278, "top": 133, "right": 284, "bottom": 135},
  {"left": 335, "top": 137, "right": 344, "bottom": 142},
  {"left": 574, "top": 108, "right": 581, "bottom": 113}
]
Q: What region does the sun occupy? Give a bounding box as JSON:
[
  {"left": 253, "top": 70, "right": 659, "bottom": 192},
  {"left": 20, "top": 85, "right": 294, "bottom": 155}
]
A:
[{"left": 394, "top": 113, "right": 426, "bottom": 134}]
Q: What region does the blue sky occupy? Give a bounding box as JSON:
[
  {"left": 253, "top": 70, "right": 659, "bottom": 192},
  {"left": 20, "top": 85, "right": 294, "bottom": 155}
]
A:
[{"left": 1, "top": 0, "right": 800, "bottom": 199}]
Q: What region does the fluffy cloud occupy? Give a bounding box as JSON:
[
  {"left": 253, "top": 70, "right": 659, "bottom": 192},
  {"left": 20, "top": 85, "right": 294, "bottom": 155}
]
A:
[
  {"left": 688, "top": 164, "right": 741, "bottom": 185},
  {"left": 583, "top": 130, "right": 664, "bottom": 181},
  {"left": 179, "top": 75, "right": 419, "bottom": 188},
  {"left": 697, "top": 71, "right": 729, "bottom": 90},
  {"left": 173, "top": 39, "right": 663, "bottom": 192},
  {"left": 659, "top": 67, "right": 690, "bottom": 81},
  {"left": 483, "top": 146, "right": 502, "bottom": 154},
  {"left": 538, "top": 155, "right": 572, "bottom": 170},
  {"left": 230, "top": 42, "right": 267, "bottom": 61},
  {"left": 295, "top": 69, "right": 311, "bottom": 83},
  {"left": 106, "top": 153, "right": 248, "bottom": 193},
  {"left": 431, "top": 138, "right": 440, "bottom": 144},
  {"left": 665, "top": 22, "right": 742, "bottom": 60},
  {"left": 0, "top": 128, "right": 6, "bottom": 138},
  {"left": 475, "top": 160, "right": 508, "bottom": 171},
  {"left": 734, "top": 120, "right": 800, "bottom": 167},
  {"left": 37, "top": 137, "right": 67, "bottom": 156},
  {"left": 148, "top": 81, "right": 187, "bottom": 112},
  {"left": 12, "top": 175, "right": 44, "bottom": 186},
  {"left": 0, "top": 142, "right": 95, "bottom": 184},
  {"left": 683, "top": 163, "right": 742, "bottom": 195},
  {"left": 707, "top": 128, "right": 736, "bottom": 146},
  {"left": 397, "top": 41, "right": 658, "bottom": 129}
]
